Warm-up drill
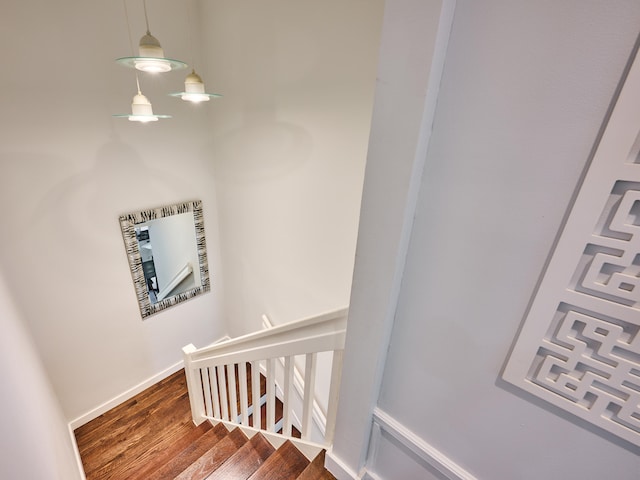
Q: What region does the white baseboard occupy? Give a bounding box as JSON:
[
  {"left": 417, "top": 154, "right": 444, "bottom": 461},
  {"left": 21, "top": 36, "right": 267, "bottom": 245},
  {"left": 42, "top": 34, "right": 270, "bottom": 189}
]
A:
[
  {"left": 69, "top": 335, "right": 232, "bottom": 431},
  {"left": 371, "top": 408, "right": 477, "bottom": 480},
  {"left": 68, "top": 423, "right": 87, "bottom": 480},
  {"left": 325, "top": 450, "right": 364, "bottom": 480},
  {"left": 68, "top": 359, "right": 184, "bottom": 430},
  {"left": 362, "top": 473, "right": 382, "bottom": 480}
]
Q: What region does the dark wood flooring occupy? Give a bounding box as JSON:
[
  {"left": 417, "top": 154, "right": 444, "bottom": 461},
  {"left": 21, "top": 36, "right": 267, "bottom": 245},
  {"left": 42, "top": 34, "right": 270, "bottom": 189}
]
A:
[{"left": 74, "top": 368, "right": 334, "bottom": 480}]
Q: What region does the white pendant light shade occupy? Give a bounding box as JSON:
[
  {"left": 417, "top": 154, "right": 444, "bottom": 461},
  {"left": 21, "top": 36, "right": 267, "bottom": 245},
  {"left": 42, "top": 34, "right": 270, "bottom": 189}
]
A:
[
  {"left": 170, "top": 69, "right": 222, "bottom": 103},
  {"left": 132, "top": 32, "right": 171, "bottom": 73},
  {"left": 113, "top": 85, "right": 171, "bottom": 122},
  {"left": 116, "top": 0, "right": 187, "bottom": 73},
  {"left": 116, "top": 31, "right": 188, "bottom": 73},
  {"left": 138, "top": 32, "right": 164, "bottom": 57},
  {"left": 130, "top": 92, "right": 157, "bottom": 120}
]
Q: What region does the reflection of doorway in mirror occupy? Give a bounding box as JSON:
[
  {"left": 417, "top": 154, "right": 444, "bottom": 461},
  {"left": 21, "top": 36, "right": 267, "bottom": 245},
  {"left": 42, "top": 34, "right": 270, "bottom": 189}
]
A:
[{"left": 135, "top": 226, "right": 160, "bottom": 304}]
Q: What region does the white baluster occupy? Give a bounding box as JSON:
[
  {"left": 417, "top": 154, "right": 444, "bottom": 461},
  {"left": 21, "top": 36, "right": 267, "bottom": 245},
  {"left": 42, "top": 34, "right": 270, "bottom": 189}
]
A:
[
  {"left": 228, "top": 364, "right": 238, "bottom": 423},
  {"left": 283, "top": 356, "right": 294, "bottom": 436},
  {"left": 302, "top": 352, "right": 317, "bottom": 440},
  {"left": 324, "top": 349, "right": 344, "bottom": 444},
  {"left": 239, "top": 362, "right": 249, "bottom": 425},
  {"left": 217, "top": 365, "right": 229, "bottom": 421},
  {"left": 251, "top": 360, "right": 261, "bottom": 429},
  {"left": 266, "top": 358, "right": 276, "bottom": 431},
  {"left": 202, "top": 367, "right": 213, "bottom": 417},
  {"left": 211, "top": 366, "right": 221, "bottom": 419}
]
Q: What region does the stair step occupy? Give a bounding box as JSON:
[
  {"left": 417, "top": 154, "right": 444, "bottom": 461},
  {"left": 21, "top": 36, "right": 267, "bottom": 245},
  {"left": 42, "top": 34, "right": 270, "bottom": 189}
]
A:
[
  {"left": 122, "top": 421, "right": 215, "bottom": 479},
  {"left": 145, "top": 423, "right": 229, "bottom": 479},
  {"left": 175, "top": 427, "right": 248, "bottom": 480},
  {"left": 206, "top": 432, "right": 275, "bottom": 480},
  {"left": 247, "top": 440, "right": 310, "bottom": 480},
  {"left": 298, "top": 450, "right": 336, "bottom": 480}
]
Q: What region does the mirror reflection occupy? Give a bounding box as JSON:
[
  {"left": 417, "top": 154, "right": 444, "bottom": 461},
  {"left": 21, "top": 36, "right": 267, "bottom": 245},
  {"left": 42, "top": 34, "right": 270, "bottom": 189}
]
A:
[
  {"left": 119, "top": 200, "right": 210, "bottom": 318},
  {"left": 135, "top": 212, "right": 202, "bottom": 304}
]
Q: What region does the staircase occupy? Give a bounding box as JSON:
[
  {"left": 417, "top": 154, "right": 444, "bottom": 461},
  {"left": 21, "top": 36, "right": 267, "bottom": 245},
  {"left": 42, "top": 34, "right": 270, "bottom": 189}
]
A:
[
  {"left": 182, "top": 307, "right": 348, "bottom": 461},
  {"left": 144, "top": 421, "right": 333, "bottom": 479},
  {"left": 75, "top": 308, "right": 347, "bottom": 479}
]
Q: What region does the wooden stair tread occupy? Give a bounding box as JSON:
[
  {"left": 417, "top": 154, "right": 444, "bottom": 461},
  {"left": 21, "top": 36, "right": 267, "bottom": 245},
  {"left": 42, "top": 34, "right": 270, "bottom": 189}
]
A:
[
  {"left": 247, "top": 440, "right": 309, "bottom": 480},
  {"left": 206, "top": 433, "right": 275, "bottom": 480},
  {"left": 121, "top": 421, "right": 215, "bottom": 479},
  {"left": 74, "top": 369, "right": 336, "bottom": 480},
  {"left": 175, "top": 427, "right": 248, "bottom": 480},
  {"left": 144, "top": 423, "right": 229, "bottom": 479},
  {"left": 298, "top": 450, "right": 336, "bottom": 480}
]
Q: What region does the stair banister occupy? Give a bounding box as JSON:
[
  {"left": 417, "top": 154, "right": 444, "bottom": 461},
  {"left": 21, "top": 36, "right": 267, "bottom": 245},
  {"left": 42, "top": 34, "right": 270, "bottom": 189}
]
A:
[{"left": 182, "top": 307, "right": 348, "bottom": 456}]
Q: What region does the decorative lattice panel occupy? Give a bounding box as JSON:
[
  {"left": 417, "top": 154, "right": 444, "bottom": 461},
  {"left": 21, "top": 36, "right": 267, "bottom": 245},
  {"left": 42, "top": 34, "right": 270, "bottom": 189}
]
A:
[{"left": 503, "top": 51, "right": 640, "bottom": 447}]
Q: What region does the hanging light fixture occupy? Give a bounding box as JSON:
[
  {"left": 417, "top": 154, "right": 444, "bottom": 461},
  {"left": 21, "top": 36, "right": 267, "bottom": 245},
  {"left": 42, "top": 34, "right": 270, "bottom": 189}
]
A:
[
  {"left": 169, "top": 0, "right": 221, "bottom": 103},
  {"left": 113, "top": 0, "right": 171, "bottom": 122},
  {"left": 113, "top": 76, "right": 171, "bottom": 122},
  {"left": 116, "top": 0, "right": 187, "bottom": 73},
  {"left": 170, "top": 69, "right": 222, "bottom": 103}
]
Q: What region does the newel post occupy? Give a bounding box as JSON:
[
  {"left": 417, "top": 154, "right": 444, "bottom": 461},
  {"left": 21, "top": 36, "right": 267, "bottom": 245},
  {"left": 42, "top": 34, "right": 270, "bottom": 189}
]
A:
[{"left": 182, "top": 344, "right": 206, "bottom": 426}]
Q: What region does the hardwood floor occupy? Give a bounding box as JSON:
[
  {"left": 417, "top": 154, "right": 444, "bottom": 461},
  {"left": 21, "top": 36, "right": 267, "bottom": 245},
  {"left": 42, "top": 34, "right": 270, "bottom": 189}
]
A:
[{"left": 74, "top": 368, "right": 333, "bottom": 479}]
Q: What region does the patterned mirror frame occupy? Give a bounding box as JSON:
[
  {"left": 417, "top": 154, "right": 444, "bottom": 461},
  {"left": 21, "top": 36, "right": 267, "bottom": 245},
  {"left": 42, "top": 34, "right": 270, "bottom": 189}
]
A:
[{"left": 119, "top": 200, "right": 211, "bottom": 319}]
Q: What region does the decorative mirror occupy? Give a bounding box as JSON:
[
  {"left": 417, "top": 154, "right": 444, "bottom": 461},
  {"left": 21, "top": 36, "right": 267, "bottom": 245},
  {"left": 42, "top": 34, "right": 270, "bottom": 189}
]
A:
[{"left": 119, "top": 200, "right": 210, "bottom": 318}]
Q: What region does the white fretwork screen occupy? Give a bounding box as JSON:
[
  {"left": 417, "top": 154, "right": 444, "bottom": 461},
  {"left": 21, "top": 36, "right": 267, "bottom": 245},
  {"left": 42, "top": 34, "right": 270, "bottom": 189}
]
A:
[{"left": 503, "top": 49, "right": 640, "bottom": 447}]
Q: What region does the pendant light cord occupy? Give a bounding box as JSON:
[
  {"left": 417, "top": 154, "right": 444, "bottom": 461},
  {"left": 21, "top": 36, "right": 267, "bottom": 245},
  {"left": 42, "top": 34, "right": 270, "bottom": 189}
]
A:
[
  {"left": 135, "top": 75, "right": 142, "bottom": 95},
  {"left": 123, "top": 0, "right": 143, "bottom": 94},
  {"left": 143, "top": 0, "right": 151, "bottom": 34},
  {"left": 123, "top": 0, "right": 136, "bottom": 56},
  {"left": 185, "top": 0, "right": 196, "bottom": 69}
]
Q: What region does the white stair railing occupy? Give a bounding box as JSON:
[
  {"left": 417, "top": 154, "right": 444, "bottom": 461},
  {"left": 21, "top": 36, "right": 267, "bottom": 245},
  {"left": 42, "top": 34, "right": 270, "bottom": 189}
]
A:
[{"left": 182, "top": 307, "right": 348, "bottom": 458}]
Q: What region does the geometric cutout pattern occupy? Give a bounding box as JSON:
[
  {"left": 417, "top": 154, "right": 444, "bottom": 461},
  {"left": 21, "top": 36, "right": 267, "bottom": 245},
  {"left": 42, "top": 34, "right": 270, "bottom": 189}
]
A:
[
  {"left": 503, "top": 48, "right": 640, "bottom": 447},
  {"left": 574, "top": 182, "right": 640, "bottom": 307},
  {"left": 529, "top": 306, "right": 640, "bottom": 435}
]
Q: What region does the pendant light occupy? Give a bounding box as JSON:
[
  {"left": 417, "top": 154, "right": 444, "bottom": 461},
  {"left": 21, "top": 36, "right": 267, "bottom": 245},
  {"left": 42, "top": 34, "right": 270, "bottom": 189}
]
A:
[
  {"left": 116, "top": 0, "right": 187, "bottom": 73},
  {"left": 170, "top": 69, "right": 222, "bottom": 103},
  {"left": 169, "top": 0, "right": 221, "bottom": 103},
  {"left": 113, "top": 0, "right": 171, "bottom": 122},
  {"left": 113, "top": 76, "right": 171, "bottom": 122}
]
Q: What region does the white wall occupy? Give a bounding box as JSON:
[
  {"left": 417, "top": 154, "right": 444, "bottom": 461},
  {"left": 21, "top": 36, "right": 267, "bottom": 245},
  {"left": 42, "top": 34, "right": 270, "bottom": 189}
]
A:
[
  {"left": 0, "top": 0, "right": 225, "bottom": 422},
  {"left": 333, "top": 0, "right": 640, "bottom": 479},
  {"left": 198, "top": 0, "right": 384, "bottom": 334},
  {"left": 0, "top": 272, "right": 82, "bottom": 480},
  {"left": 0, "top": 0, "right": 383, "bottom": 437}
]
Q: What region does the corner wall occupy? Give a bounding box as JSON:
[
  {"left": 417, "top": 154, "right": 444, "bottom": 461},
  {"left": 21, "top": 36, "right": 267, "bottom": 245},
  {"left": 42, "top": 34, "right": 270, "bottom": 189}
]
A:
[
  {"left": 332, "top": 0, "right": 640, "bottom": 478},
  {"left": 198, "top": 0, "right": 385, "bottom": 334},
  {"left": 0, "top": 0, "right": 225, "bottom": 422},
  {"left": 0, "top": 272, "right": 82, "bottom": 480}
]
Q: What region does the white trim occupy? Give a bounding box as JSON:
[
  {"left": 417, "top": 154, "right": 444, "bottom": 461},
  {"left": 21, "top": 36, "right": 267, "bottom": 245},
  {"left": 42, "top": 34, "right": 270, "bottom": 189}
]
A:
[
  {"left": 372, "top": 408, "right": 477, "bottom": 480},
  {"left": 362, "top": 473, "right": 382, "bottom": 480},
  {"left": 68, "top": 359, "right": 185, "bottom": 430},
  {"left": 325, "top": 450, "right": 365, "bottom": 480},
  {"left": 70, "top": 334, "right": 233, "bottom": 430},
  {"left": 212, "top": 335, "right": 231, "bottom": 344},
  {"left": 68, "top": 423, "right": 87, "bottom": 480}
]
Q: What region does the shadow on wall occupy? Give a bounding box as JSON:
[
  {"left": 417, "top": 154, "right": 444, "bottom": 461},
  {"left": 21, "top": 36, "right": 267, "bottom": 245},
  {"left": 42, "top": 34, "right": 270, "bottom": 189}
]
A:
[
  {"left": 0, "top": 131, "right": 204, "bottom": 325},
  {"left": 205, "top": 114, "right": 314, "bottom": 186}
]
